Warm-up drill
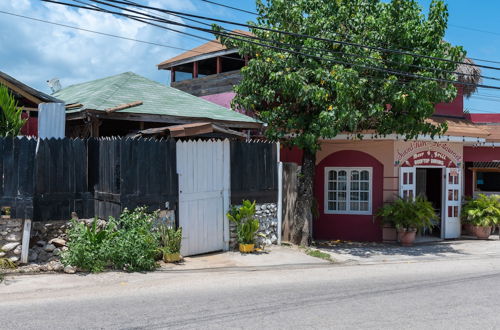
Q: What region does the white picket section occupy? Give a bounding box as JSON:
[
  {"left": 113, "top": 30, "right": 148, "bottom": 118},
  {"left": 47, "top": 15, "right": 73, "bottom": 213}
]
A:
[{"left": 177, "top": 140, "right": 230, "bottom": 256}]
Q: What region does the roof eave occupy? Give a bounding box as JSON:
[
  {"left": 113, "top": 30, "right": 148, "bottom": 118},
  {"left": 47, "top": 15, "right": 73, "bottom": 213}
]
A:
[{"left": 157, "top": 49, "right": 240, "bottom": 70}]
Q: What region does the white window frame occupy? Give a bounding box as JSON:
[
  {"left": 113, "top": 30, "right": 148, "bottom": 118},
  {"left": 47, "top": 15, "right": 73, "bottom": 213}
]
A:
[{"left": 324, "top": 167, "right": 373, "bottom": 215}]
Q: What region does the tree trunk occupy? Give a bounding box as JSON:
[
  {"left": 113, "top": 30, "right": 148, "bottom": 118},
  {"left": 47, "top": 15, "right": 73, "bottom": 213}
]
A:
[{"left": 291, "top": 149, "right": 316, "bottom": 246}]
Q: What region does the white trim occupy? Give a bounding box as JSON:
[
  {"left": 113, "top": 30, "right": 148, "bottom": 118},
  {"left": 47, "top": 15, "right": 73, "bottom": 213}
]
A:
[
  {"left": 322, "top": 134, "right": 485, "bottom": 144},
  {"left": 324, "top": 167, "right": 373, "bottom": 215}
]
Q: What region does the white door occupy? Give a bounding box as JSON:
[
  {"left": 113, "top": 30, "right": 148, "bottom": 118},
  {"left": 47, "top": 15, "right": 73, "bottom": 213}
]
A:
[
  {"left": 444, "top": 168, "right": 461, "bottom": 239},
  {"left": 177, "top": 140, "right": 230, "bottom": 256},
  {"left": 399, "top": 167, "right": 416, "bottom": 199}
]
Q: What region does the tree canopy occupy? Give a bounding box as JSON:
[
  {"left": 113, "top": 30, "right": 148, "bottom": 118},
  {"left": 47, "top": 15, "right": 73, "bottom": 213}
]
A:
[{"left": 218, "top": 0, "right": 465, "bottom": 153}]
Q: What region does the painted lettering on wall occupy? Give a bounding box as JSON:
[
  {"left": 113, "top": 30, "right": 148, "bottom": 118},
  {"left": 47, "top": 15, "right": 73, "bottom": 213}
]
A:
[{"left": 396, "top": 142, "right": 462, "bottom": 168}]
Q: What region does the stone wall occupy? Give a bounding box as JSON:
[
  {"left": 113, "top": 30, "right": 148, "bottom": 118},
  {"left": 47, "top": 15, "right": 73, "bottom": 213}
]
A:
[
  {"left": 29, "top": 220, "right": 69, "bottom": 264},
  {"left": 0, "top": 218, "right": 23, "bottom": 263},
  {"left": 229, "top": 202, "right": 279, "bottom": 249}
]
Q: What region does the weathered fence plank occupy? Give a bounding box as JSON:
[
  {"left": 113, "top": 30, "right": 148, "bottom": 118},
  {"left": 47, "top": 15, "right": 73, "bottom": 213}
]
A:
[{"left": 230, "top": 141, "right": 278, "bottom": 204}]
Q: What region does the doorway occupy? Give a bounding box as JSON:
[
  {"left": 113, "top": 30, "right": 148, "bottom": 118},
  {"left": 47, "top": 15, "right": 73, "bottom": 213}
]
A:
[{"left": 416, "top": 168, "right": 442, "bottom": 238}]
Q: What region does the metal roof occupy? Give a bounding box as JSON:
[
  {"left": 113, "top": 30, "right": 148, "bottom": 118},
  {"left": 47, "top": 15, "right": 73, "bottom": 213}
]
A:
[
  {"left": 52, "top": 72, "right": 260, "bottom": 127},
  {"left": 0, "top": 71, "right": 61, "bottom": 104}
]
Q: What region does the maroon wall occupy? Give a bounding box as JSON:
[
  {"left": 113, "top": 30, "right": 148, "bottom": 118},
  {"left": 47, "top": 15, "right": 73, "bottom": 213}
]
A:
[
  {"left": 314, "top": 150, "right": 384, "bottom": 242},
  {"left": 467, "top": 113, "right": 500, "bottom": 123},
  {"left": 434, "top": 86, "right": 464, "bottom": 118},
  {"left": 280, "top": 146, "right": 303, "bottom": 164},
  {"left": 20, "top": 112, "right": 38, "bottom": 137},
  {"left": 464, "top": 146, "right": 500, "bottom": 162}
]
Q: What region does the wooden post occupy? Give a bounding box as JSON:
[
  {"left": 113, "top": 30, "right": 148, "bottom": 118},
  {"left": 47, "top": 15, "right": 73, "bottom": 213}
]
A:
[
  {"left": 171, "top": 68, "right": 176, "bottom": 83},
  {"left": 216, "top": 56, "right": 222, "bottom": 74},
  {"left": 139, "top": 121, "right": 145, "bottom": 130},
  {"left": 193, "top": 61, "right": 198, "bottom": 79},
  {"left": 244, "top": 55, "right": 249, "bottom": 66},
  {"left": 91, "top": 117, "right": 101, "bottom": 137}
]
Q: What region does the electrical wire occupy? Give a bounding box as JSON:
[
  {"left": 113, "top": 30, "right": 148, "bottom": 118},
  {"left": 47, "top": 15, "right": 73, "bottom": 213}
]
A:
[
  {"left": 90, "top": 0, "right": 500, "bottom": 72},
  {"left": 46, "top": 0, "right": 500, "bottom": 91}
]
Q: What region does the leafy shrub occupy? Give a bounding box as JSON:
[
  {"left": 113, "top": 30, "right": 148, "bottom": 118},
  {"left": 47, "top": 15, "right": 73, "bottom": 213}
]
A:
[
  {"left": 462, "top": 194, "right": 500, "bottom": 227},
  {"left": 158, "top": 225, "right": 182, "bottom": 255},
  {"left": 63, "top": 207, "right": 161, "bottom": 273},
  {"left": 0, "top": 84, "right": 26, "bottom": 137},
  {"left": 227, "top": 200, "right": 260, "bottom": 244},
  {"left": 105, "top": 207, "right": 159, "bottom": 272},
  {"left": 377, "top": 196, "right": 438, "bottom": 232},
  {"left": 62, "top": 218, "right": 114, "bottom": 273}
]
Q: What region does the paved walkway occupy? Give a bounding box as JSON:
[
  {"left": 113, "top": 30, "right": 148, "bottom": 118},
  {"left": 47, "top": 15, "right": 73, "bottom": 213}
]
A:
[
  {"left": 159, "top": 245, "right": 329, "bottom": 271},
  {"left": 316, "top": 235, "right": 500, "bottom": 265}
]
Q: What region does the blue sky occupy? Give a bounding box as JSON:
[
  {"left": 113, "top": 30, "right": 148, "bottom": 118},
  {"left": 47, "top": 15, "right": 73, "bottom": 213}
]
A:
[{"left": 1, "top": 0, "right": 499, "bottom": 113}]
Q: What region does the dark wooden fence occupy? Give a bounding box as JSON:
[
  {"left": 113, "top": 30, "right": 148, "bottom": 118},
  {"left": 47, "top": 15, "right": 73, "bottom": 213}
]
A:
[
  {"left": 230, "top": 140, "right": 278, "bottom": 204},
  {"left": 0, "top": 138, "right": 36, "bottom": 219},
  {"left": 94, "top": 138, "right": 178, "bottom": 219},
  {"left": 0, "top": 137, "right": 277, "bottom": 221}
]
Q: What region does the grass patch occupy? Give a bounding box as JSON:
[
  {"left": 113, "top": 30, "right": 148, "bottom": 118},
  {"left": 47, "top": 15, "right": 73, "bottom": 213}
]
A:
[{"left": 305, "top": 248, "right": 333, "bottom": 262}]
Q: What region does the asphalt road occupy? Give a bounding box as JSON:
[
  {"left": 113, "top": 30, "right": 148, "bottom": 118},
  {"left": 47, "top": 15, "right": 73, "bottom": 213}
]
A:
[{"left": 2, "top": 257, "right": 500, "bottom": 329}]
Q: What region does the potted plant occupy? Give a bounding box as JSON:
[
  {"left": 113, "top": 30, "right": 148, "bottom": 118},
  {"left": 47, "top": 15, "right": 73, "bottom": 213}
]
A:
[
  {"left": 377, "top": 196, "right": 437, "bottom": 246},
  {"left": 227, "top": 200, "right": 260, "bottom": 253},
  {"left": 462, "top": 194, "right": 500, "bottom": 240},
  {"left": 1, "top": 207, "right": 10, "bottom": 219},
  {"left": 158, "top": 225, "right": 183, "bottom": 262}
]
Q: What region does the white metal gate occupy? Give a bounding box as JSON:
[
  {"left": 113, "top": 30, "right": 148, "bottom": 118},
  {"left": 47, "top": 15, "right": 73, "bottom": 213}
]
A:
[
  {"left": 176, "top": 140, "right": 230, "bottom": 256},
  {"left": 444, "top": 168, "right": 461, "bottom": 239}
]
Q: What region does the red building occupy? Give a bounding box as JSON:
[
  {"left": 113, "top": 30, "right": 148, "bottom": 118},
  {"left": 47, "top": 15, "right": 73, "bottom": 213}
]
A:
[{"left": 158, "top": 35, "right": 500, "bottom": 243}]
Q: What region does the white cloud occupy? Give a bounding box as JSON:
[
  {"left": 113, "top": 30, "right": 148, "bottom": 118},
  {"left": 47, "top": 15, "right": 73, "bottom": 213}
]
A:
[{"left": 0, "top": 0, "right": 195, "bottom": 93}]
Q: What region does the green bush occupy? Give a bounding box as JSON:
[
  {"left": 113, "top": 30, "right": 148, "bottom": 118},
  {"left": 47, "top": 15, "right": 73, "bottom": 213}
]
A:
[
  {"left": 106, "top": 207, "right": 159, "bottom": 272},
  {"left": 227, "top": 200, "right": 260, "bottom": 244},
  {"left": 462, "top": 194, "right": 500, "bottom": 227},
  {"left": 62, "top": 207, "right": 160, "bottom": 273},
  {"left": 377, "top": 196, "right": 438, "bottom": 232},
  {"left": 62, "top": 219, "right": 114, "bottom": 273}
]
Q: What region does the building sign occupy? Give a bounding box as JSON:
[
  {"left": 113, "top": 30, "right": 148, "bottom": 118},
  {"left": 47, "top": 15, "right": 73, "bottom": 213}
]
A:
[{"left": 396, "top": 142, "right": 462, "bottom": 168}]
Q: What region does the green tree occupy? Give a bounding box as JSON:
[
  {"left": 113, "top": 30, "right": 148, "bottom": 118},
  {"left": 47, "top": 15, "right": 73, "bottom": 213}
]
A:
[
  {"left": 0, "top": 84, "right": 26, "bottom": 137},
  {"left": 215, "top": 0, "right": 466, "bottom": 245}
]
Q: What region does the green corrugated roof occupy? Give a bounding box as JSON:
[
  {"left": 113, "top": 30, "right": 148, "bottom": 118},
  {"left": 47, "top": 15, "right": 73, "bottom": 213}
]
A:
[{"left": 53, "top": 72, "right": 258, "bottom": 124}]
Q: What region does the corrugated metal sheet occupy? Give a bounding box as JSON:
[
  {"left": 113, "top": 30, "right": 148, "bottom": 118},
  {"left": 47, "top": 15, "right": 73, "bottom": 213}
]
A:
[{"left": 37, "top": 103, "right": 66, "bottom": 139}]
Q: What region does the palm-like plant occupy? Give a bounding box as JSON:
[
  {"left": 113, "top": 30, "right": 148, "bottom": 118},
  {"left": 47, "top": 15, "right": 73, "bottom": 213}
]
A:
[
  {"left": 377, "top": 196, "right": 438, "bottom": 232},
  {"left": 462, "top": 194, "right": 500, "bottom": 227},
  {"left": 227, "top": 200, "right": 260, "bottom": 244},
  {"left": 0, "top": 84, "right": 26, "bottom": 137}
]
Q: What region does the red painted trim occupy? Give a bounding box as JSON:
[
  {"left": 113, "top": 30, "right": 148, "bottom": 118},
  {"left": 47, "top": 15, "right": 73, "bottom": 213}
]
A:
[
  {"left": 216, "top": 57, "right": 222, "bottom": 74},
  {"left": 464, "top": 146, "right": 500, "bottom": 162},
  {"left": 467, "top": 113, "right": 500, "bottom": 123},
  {"left": 193, "top": 61, "right": 198, "bottom": 79},
  {"left": 314, "top": 150, "right": 384, "bottom": 242}
]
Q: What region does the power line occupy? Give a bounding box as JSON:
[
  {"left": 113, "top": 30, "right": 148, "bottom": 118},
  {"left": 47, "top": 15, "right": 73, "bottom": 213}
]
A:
[
  {"left": 56, "top": 0, "right": 500, "bottom": 91},
  {"left": 197, "top": 0, "right": 258, "bottom": 15},
  {"left": 91, "top": 0, "right": 500, "bottom": 72},
  {"left": 0, "top": 9, "right": 244, "bottom": 63}
]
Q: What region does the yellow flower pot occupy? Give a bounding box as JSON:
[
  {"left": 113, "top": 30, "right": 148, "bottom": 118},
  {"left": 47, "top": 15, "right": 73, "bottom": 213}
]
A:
[
  {"left": 239, "top": 244, "right": 255, "bottom": 253},
  {"left": 163, "top": 252, "right": 181, "bottom": 263}
]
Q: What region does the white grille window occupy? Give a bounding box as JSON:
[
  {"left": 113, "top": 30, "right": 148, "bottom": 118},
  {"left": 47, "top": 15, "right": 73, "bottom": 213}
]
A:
[{"left": 325, "top": 167, "right": 372, "bottom": 215}]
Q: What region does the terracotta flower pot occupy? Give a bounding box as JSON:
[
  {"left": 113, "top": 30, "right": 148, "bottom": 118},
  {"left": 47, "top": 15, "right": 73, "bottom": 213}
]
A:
[
  {"left": 239, "top": 243, "right": 255, "bottom": 253},
  {"left": 473, "top": 226, "right": 492, "bottom": 240},
  {"left": 398, "top": 230, "right": 417, "bottom": 247}
]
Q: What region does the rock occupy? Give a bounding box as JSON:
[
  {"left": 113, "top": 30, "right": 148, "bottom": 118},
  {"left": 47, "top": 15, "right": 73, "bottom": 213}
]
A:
[
  {"left": 61, "top": 246, "right": 69, "bottom": 252},
  {"left": 51, "top": 261, "right": 64, "bottom": 272},
  {"left": 261, "top": 204, "right": 267, "bottom": 210},
  {"left": 0, "top": 231, "right": 7, "bottom": 236},
  {"left": 0, "top": 252, "right": 5, "bottom": 257},
  {"left": 1, "top": 242, "right": 19, "bottom": 252},
  {"left": 44, "top": 244, "right": 56, "bottom": 252},
  {"left": 64, "top": 265, "right": 76, "bottom": 274},
  {"left": 13, "top": 244, "right": 22, "bottom": 255},
  {"left": 52, "top": 248, "right": 61, "bottom": 256},
  {"left": 9, "top": 256, "right": 19, "bottom": 262},
  {"left": 6, "top": 232, "right": 21, "bottom": 241},
  {"left": 12, "top": 226, "right": 22, "bottom": 232},
  {"left": 36, "top": 240, "right": 46, "bottom": 247},
  {"left": 29, "top": 251, "right": 38, "bottom": 262},
  {"left": 38, "top": 251, "right": 50, "bottom": 263},
  {"left": 49, "top": 238, "right": 67, "bottom": 247}
]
